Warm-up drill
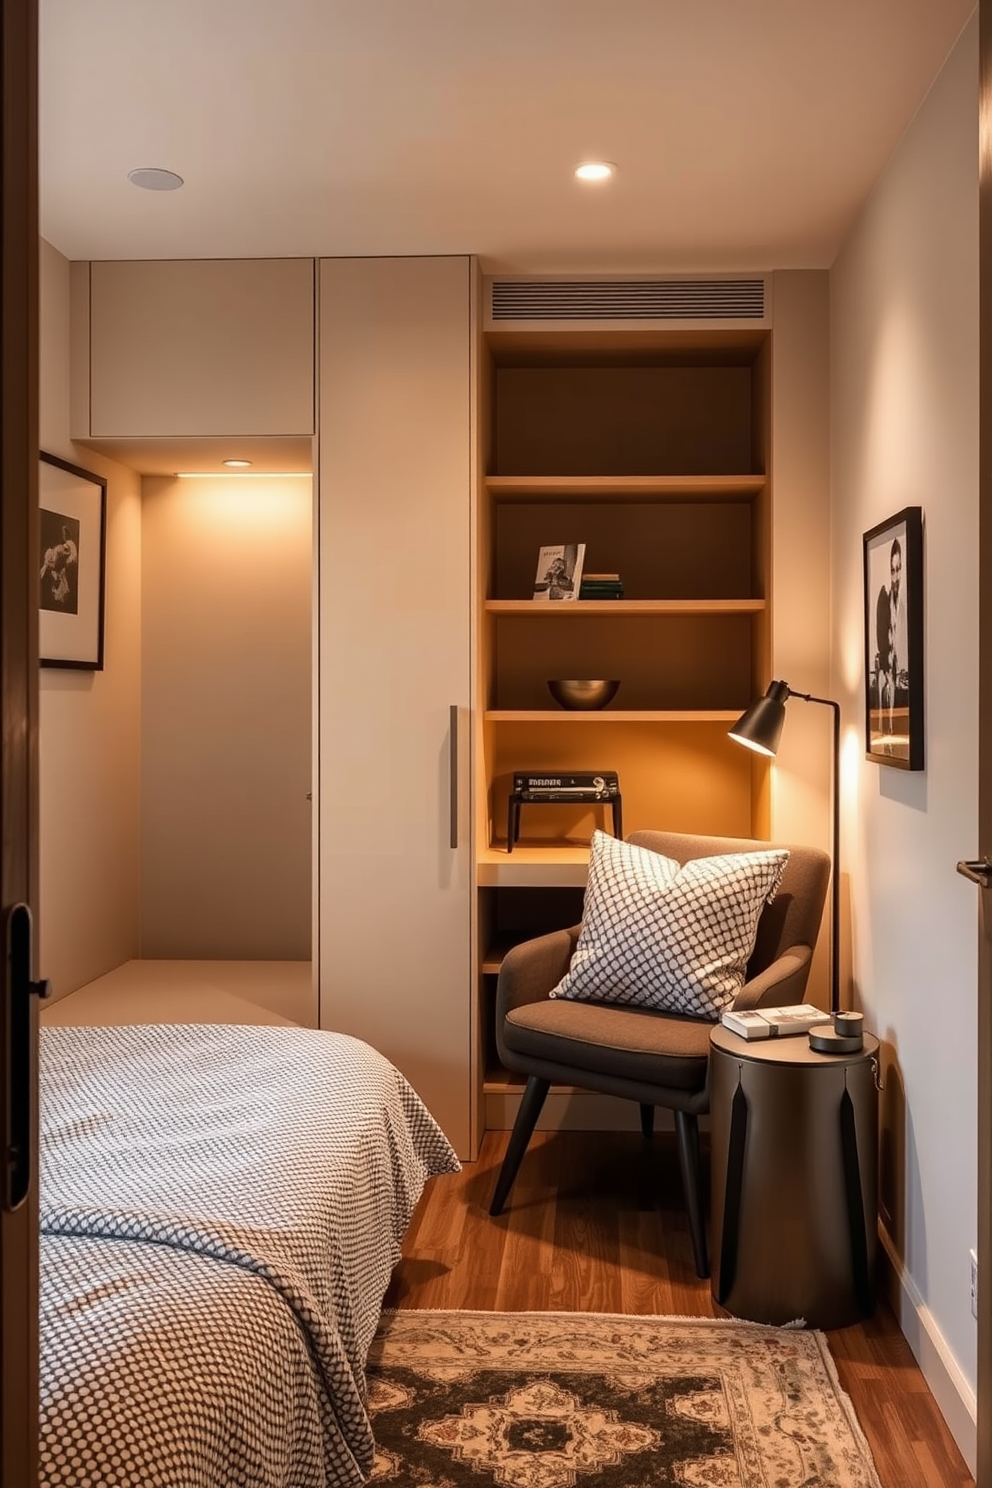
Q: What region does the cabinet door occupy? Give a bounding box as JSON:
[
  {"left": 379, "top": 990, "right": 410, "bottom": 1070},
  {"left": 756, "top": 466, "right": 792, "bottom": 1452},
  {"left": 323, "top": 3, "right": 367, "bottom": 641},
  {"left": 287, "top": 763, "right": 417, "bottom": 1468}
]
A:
[
  {"left": 85, "top": 259, "right": 315, "bottom": 437},
  {"left": 317, "top": 257, "right": 475, "bottom": 1157}
]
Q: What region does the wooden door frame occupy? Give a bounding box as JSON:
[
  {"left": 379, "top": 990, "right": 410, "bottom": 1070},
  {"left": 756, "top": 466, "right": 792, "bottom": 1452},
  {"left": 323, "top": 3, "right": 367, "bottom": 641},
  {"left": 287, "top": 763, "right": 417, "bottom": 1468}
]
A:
[
  {"left": 0, "top": 0, "right": 40, "bottom": 1481},
  {"left": 980, "top": 3, "right": 992, "bottom": 1483}
]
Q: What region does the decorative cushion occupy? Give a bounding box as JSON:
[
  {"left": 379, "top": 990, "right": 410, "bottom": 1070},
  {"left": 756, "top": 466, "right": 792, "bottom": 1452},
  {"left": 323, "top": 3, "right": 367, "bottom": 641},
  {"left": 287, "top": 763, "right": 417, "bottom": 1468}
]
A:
[{"left": 549, "top": 831, "right": 790, "bottom": 1019}]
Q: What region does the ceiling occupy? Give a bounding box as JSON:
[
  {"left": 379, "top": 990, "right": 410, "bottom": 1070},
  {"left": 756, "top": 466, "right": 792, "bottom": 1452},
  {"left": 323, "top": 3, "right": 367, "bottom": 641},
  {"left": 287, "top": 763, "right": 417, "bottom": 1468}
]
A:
[{"left": 39, "top": 1, "right": 974, "bottom": 273}]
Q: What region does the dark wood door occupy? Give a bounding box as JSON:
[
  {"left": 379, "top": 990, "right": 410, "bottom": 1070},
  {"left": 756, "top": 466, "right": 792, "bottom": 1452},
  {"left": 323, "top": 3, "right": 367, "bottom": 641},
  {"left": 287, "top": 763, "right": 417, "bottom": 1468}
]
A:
[
  {"left": 0, "top": 0, "right": 40, "bottom": 1481},
  {"left": 979, "top": 4, "right": 992, "bottom": 1483}
]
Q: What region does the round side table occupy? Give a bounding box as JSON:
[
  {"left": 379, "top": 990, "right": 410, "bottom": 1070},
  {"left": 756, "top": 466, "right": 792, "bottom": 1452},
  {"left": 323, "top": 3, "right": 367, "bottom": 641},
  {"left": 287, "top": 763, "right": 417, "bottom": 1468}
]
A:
[{"left": 709, "top": 1024, "right": 879, "bottom": 1329}]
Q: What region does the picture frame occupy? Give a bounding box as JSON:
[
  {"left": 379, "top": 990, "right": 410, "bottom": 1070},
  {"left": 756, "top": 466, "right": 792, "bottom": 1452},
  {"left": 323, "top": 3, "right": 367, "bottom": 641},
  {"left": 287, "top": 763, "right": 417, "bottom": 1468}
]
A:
[
  {"left": 863, "top": 506, "right": 923, "bottom": 769},
  {"left": 39, "top": 451, "right": 107, "bottom": 669},
  {"left": 533, "top": 542, "right": 585, "bottom": 601}
]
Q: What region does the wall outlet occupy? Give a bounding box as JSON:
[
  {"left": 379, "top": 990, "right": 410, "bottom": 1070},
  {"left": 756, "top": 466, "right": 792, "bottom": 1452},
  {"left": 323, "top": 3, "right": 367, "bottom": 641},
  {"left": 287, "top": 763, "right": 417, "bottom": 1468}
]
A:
[{"left": 971, "top": 1249, "right": 979, "bottom": 1320}]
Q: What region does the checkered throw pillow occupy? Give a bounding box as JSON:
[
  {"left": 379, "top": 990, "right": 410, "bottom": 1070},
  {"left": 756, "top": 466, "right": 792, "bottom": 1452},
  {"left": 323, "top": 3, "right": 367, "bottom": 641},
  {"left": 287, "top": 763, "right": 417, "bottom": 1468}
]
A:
[{"left": 550, "top": 831, "right": 790, "bottom": 1018}]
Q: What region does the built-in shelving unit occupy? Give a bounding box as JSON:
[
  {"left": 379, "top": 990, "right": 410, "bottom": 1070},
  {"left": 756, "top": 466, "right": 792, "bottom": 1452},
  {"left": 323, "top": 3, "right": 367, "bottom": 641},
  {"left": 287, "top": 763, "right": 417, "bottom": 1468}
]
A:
[{"left": 474, "top": 308, "right": 773, "bottom": 1116}]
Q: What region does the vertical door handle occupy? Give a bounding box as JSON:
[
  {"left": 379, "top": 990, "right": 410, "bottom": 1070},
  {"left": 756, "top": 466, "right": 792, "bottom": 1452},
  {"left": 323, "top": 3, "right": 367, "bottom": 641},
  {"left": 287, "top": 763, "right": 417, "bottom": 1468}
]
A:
[
  {"left": 4, "top": 903, "right": 49, "bottom": 1212},
  {"left": 449, "top": 705, "right": 459, "bottom": 849}
]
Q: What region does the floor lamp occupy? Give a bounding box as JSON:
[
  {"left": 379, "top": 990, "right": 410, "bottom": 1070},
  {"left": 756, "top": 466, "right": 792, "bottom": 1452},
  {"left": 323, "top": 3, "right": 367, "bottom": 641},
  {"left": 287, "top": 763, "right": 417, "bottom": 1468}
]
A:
[{"left": 728, "top": 679, "right": 841, "bottom": 1014}]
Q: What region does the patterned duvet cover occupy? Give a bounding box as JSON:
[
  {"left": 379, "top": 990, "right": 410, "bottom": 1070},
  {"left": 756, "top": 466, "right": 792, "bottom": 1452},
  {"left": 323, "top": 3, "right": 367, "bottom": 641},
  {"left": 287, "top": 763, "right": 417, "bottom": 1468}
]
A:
[{"left": 39, "top": 1023, "right": 460, "bottom": 1487}]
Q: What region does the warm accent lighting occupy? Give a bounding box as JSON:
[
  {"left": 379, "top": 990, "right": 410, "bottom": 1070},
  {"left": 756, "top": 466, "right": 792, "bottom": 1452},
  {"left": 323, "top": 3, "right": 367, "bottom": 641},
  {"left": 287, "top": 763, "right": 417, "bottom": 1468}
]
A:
[
  {"left": 222, "top": 459, "right": 253, "bottom": 469},
  {"left": 174, "top": 471, "right": 312, "bottom": 479},
  {"left": 729, "top": 680, "right": 842, "bottom": 1014},
  {"left": 127, "top": 167, "right": 184, "bottom": 191},
  {"left": 574, "top": 161, "right": 617, "bottom": 182}
]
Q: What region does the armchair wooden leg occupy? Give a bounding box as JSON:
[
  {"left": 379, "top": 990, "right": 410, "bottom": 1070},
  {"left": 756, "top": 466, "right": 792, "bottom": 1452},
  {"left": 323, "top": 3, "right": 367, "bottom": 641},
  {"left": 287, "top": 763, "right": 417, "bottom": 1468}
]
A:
[
  {"left": 489, "top": 1076, "right": 550, "bottom": 1216},
  {"left": 639, "top": 1103, "right": 655, "bottom": 1139},
  {"left": 674, "top": 1109, "right": 709, "bottom": 1279}
]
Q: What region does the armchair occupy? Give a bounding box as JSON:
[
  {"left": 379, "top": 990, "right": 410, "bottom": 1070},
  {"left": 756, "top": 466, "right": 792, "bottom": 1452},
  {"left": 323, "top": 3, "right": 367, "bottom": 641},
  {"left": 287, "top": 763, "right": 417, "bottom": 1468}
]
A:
[{"left": 489, "top": 829, "right": 830, "bottom": 1278}]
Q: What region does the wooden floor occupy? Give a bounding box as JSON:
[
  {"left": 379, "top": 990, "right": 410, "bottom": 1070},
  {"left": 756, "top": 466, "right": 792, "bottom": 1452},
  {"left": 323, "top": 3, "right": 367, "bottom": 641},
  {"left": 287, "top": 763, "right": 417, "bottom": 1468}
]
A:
[{"left": 384, "top": 1128, "right": 975, "bottom": 1488}]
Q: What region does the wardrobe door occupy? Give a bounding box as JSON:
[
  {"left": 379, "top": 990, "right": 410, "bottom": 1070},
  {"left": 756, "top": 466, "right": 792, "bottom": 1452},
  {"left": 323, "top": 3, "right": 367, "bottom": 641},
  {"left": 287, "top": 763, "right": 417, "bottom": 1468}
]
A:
[{"left": 317, "top": 257, "right": 475, "bottom": 1157}]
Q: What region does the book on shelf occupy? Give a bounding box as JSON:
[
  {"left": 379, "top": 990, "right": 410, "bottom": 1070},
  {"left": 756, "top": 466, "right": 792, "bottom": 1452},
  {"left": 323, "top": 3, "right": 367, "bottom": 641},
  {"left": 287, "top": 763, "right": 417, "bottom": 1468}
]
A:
[
  {"left": 533, "top": 543, "right": 585, "bottom": 601},
  {"left": 579, "top": 576, "right": 624, "bottom": 599},
  {"left": 720, "top": 1004, "right": 833, "bottom": 1040}
]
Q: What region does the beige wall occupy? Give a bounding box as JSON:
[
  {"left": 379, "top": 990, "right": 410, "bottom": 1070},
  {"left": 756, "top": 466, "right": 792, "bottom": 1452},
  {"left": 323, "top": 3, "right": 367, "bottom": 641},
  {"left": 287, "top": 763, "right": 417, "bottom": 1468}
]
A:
[
  {"left": 39, "top": 239, "right": 142, "bottom": 999},
  {"left": 140, "top": 474, "right": 313, "bottom": 960},
  {"left": 41, "top": 241, "right": 314, "bottom": 992},
  {"left": 831, "top": 16, "right": 978, "bottom": 1467}
]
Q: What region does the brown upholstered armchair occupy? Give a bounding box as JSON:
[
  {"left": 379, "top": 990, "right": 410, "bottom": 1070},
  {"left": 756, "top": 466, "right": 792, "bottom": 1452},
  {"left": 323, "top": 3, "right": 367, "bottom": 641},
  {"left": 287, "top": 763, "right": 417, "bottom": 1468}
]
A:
[{"left": 489, "top": 829, "right": 830, "bottom": 1278}]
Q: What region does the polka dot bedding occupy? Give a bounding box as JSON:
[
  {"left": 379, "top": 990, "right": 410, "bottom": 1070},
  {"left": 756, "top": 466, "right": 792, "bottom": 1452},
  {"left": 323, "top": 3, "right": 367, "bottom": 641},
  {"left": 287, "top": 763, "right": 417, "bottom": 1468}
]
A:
[{"left": 39, "top": 1023, "right": 460, "bottom": 1487}]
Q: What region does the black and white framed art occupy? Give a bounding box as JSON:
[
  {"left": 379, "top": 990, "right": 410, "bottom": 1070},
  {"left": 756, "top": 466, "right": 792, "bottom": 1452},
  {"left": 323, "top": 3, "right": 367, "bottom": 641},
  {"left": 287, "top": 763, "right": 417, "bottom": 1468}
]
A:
[
  {"left": 863, "top": 505, "right": 923, "bottom": 770},
  {"left": 39, "top": 451, "right": 107, "bottom": 669}
]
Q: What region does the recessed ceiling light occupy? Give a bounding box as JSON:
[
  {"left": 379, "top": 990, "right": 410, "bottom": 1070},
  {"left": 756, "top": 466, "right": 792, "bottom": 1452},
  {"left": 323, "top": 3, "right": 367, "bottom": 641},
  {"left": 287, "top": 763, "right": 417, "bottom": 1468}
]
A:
[
  {"left": 127, "top": 167, "right": 184, "bottom": 191},
  {"left": 222, "top": 459, "right": 253, "bottom": 468},
  {"left": 574, "top": 161, "right": 617, "bottom": 183}
]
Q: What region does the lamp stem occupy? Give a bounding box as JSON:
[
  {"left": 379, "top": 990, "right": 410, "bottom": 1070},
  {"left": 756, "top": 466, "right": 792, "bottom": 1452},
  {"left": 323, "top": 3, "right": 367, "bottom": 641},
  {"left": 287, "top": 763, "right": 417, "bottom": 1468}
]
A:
[{"left": 787, "top": 689, "right": 841, "bottom": 1014}]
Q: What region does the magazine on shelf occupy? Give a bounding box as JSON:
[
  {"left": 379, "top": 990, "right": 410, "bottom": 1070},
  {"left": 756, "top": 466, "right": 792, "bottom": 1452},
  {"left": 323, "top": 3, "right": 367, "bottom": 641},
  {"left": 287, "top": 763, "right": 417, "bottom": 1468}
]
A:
[
  {"left": 533, "top": 543, "right": 586, "bottom": 601},
  {"left": 720, "top": 1004, "right": 833, "bottom": 1040}
]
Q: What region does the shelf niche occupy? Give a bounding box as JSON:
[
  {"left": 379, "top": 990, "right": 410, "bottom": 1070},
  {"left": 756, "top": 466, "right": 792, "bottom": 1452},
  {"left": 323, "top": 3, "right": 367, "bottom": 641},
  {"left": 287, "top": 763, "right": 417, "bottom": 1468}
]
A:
[
  {"left": 493, "top": 497, "right": 758, "bottom": 602},
  {"left": 491, "top": 612, "right": 756, "bottom": 713},
  {"left": 486, "top": 718, "right": 758, "bottom": 852},
  {"left": 493, "top": 364, "right": 759, "bottom": 476}
]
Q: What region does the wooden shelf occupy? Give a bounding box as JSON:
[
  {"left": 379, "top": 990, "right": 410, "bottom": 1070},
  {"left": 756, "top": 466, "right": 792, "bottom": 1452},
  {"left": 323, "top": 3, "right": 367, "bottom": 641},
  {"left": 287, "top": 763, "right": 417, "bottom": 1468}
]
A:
[
  {"left": 477, "top": 845, "right": 591, "bottom": 887},
  {"left": 485, "top": 709, "right": 742, "bottom": 723},
  {"left": 485, "top": 474, "right": 766, "bottom": 502},
  {"left": 481, "top": 936, "right": 529, "bottom": 975},
  {"left": 482, "top": 1065, "right": 526, "bottom": 1092},
  {"left": 485, "top": 598, "right": 765, "bottom": 616}
]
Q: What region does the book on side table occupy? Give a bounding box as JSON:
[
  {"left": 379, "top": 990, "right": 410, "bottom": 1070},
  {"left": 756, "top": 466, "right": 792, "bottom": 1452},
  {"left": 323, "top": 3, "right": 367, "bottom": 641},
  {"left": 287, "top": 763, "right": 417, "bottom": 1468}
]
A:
[{"left": 721, "top": 1004, "right": 833, "bottom": 1040}]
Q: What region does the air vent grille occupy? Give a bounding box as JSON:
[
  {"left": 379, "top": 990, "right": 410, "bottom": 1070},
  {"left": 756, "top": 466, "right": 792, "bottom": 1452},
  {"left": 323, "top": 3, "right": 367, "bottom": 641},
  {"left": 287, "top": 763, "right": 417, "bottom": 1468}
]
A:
[{"left": 489, "top": 277, "right": 766, "bottom": 323}]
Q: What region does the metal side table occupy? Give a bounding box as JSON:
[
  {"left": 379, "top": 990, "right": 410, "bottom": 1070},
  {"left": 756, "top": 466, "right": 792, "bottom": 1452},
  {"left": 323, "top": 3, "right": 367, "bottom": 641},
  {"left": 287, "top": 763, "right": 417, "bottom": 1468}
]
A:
[{"left": 709, "top": 1024, "right": 879, "bottom": 1329}]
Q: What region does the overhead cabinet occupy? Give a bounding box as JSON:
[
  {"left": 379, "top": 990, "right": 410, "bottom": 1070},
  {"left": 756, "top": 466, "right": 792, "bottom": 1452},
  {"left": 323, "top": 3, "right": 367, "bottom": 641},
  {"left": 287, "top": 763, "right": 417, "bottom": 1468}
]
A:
[{"left": 72, "top": 258, "right": 315, "bottom": 438}]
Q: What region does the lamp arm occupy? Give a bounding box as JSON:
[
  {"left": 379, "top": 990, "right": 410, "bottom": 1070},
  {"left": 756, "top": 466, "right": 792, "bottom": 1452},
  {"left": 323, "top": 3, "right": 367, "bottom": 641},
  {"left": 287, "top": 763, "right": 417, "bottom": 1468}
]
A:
[
  {"left": 787, "top": 689, "right": 841, "bottom": 1014},
  {"left": 785, "top": 688, "right": 836, "bottom": 713}
]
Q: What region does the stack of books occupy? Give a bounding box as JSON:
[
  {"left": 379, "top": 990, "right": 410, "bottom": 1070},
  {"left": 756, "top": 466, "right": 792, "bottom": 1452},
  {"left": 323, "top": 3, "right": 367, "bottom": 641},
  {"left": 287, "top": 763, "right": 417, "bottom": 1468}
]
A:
[
  {"left": 579, "top": 572, "right": 624, "bottom": 600},
  {"left": 720, "top": 1004, "right": 832, "bottom": 1040}
]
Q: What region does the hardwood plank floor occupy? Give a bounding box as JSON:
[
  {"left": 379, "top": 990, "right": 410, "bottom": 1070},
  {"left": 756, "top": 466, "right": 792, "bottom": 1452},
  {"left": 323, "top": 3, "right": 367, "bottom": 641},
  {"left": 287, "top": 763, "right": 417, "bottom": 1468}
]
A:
[{"left": 384, "top": 1129, "right": 975, "bottom": 1488}]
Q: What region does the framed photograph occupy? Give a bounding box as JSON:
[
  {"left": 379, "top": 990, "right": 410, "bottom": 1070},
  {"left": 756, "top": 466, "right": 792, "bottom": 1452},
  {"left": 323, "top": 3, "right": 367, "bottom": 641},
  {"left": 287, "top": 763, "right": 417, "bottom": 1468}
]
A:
[
  {"left": 533, "top": 542, "right": 586, "bottom": 601},
  {"left": 863, "top": 506, "right": 923, "bottom": 769},
  {"left": 39, "top": 451, "right": 107, "bottom": 669}
]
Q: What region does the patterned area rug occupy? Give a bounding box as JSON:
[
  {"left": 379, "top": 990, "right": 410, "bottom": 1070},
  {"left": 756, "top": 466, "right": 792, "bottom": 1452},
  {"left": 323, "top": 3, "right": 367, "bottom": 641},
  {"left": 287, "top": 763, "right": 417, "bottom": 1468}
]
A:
[{"left": 366, "top": 1310, "right": 883, "bottom": 1488}]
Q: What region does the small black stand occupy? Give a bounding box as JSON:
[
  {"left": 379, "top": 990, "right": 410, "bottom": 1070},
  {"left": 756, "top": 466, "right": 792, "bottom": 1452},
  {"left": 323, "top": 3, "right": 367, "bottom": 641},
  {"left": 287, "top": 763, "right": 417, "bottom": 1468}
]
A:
[{"left": 507, "top": 793, "right": 623, "bottom": 852}]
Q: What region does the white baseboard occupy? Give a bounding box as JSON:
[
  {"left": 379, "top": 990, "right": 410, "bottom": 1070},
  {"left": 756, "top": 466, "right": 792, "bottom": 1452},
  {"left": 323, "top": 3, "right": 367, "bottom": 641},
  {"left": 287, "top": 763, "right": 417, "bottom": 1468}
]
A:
[{"left": 877, "top": 1223, "right": 977, "bottom": 1477}]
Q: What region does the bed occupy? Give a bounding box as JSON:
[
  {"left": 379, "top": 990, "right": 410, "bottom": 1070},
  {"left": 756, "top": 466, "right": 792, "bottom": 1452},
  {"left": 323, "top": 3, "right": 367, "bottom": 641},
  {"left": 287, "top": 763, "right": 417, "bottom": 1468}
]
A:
[{"left": 38, "top": 1022, "right": 460, "bottom": 1487}]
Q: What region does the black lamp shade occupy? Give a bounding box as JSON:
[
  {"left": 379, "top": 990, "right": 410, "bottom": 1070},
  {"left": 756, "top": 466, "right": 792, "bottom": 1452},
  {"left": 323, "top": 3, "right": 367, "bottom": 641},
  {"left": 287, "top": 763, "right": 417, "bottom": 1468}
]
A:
[{"left": 728, "top": 680, "right": 790, "bottom": 756}]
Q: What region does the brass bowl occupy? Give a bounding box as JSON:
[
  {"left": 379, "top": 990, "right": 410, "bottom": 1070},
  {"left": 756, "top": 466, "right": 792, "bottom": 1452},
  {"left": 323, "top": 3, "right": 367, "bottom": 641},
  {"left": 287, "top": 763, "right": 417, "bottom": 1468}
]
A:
[{"left": 547, "top": 679, "right": 620, "bottom": 711}]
